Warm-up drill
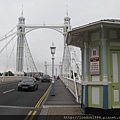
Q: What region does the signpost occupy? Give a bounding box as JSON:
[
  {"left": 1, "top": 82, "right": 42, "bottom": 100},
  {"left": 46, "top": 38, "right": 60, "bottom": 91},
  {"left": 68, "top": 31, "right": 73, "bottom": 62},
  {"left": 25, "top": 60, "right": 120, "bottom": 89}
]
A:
[{"left": 90, "top": 46, "right": 100, "bottom": 75}]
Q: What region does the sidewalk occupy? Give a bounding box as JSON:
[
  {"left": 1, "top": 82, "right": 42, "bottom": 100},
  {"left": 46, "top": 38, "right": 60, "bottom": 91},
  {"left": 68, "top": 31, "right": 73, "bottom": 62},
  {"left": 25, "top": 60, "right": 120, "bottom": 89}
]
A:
[{"left": 40, "top": 79, "right": 84, "bottom": 115}]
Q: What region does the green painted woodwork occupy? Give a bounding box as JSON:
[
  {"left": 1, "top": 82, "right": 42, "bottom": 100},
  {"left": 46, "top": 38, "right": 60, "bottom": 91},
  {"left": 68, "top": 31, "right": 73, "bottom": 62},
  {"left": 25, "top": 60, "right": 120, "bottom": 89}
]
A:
[
  {"left": 110, "top": 50, "right": 120, "bottom": 107},
  {"left": 88, "top": 86, "right": 103, "bottom": 108},
  {"left": 83, "top": 86, "right": 85, "bottom": 104},
  {"left": 82, "top": 26, "right": 120, "bottom": 109}
]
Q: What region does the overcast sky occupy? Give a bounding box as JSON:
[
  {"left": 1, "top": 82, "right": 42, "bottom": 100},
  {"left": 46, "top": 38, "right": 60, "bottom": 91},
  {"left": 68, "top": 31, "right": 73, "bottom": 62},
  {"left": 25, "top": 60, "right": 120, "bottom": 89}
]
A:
[{"left": 0, "top": 0, "right": 119, "bottom": 75}]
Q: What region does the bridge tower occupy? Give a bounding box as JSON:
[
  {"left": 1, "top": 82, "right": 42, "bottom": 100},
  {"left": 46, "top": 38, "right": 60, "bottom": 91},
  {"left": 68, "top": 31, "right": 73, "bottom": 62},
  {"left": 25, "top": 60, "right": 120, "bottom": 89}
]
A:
[
  {"left": 14, "top": 10, "right": 71, "bottom": 77},
  {"left": 15, "top": 12, "right": 25, "bottom": 76}
]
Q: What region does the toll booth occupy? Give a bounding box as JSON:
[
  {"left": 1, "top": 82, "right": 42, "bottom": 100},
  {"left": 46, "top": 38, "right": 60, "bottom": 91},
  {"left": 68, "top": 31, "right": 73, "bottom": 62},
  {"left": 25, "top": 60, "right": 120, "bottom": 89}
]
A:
[{"left": 66, "top": 19, "right": 120, "bottom": 115}]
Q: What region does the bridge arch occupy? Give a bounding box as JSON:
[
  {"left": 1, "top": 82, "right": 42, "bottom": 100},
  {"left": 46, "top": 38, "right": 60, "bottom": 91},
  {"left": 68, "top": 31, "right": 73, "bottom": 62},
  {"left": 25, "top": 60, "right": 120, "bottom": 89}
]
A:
[
  {"left": 25, "top": 27, "right": 65, "bottom": 36},
  {"left": 24, "top": 27, "right": 65, "bottom": 75}
]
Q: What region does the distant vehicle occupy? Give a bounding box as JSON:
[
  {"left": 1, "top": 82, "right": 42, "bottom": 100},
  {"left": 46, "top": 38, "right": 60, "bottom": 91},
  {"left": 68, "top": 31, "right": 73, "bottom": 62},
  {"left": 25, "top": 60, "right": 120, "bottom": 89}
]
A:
[
  {"left": 34, "top": 74, "right": 41, "bottom": 81},
  {"left": 34, "top": 76, "right": 40, "bottom": 81},
  {"left": 41, "top": 74, "right": 51, "bottom": 82},
  {"left": 57, "top": 75, "right": 60, "bottom": 80},
  {"left": 18, "top": 77, "right": 38, "bottom": 91}
]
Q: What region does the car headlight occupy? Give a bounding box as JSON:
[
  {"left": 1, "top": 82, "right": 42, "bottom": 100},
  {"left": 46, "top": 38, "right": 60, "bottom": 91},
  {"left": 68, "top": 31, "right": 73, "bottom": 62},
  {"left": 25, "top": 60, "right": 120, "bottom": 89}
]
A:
[
  {"left": 18, "top": 84, "right": 21, "bottom": 86},
  {"left": 30, "top": 84, "right": 34, "bottom": 87}
]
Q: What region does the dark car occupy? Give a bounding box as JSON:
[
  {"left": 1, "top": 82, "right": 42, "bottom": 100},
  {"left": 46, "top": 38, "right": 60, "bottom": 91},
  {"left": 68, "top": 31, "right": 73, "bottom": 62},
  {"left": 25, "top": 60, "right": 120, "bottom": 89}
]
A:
[
  {"left": 34, "top": 74, "right": 41, "bottom": 81},
  {"left": 34, "top": 76, "right": 40, "bottom": 81},
  {"left": 18, "top": 77, "right": 38, "bottom": 91},
  {"left": 57, "top": 75, "right": 60, "bottom": 80},
  {"left": 41, "top": 74, "right": 51, "bottom": 82}
]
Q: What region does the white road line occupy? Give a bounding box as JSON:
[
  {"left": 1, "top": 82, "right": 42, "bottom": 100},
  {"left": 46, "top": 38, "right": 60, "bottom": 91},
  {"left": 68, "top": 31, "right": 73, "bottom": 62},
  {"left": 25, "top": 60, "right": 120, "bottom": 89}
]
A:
[{"left": 3, "top": 89, "right": 15, "bottom": 94}]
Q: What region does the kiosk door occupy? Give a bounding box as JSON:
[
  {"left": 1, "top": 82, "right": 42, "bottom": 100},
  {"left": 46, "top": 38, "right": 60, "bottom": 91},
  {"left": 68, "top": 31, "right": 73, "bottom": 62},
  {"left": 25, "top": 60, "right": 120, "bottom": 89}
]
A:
[{"left": 110, "top": 51, "right": 120, "bottom": 108}]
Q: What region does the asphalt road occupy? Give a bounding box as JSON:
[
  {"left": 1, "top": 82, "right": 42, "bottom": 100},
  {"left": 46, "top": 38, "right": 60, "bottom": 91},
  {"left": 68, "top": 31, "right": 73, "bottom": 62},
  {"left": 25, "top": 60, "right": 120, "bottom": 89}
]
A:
[{"left": 0, "top": 81, "right": 51, "bottom": 119}]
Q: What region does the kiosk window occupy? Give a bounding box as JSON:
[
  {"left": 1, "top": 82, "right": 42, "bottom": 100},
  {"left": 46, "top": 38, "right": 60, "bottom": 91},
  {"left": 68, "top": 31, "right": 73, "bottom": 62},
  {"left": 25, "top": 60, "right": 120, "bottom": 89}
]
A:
[{"left": 93, "top": 50, "right": 96, "bottom": 56}]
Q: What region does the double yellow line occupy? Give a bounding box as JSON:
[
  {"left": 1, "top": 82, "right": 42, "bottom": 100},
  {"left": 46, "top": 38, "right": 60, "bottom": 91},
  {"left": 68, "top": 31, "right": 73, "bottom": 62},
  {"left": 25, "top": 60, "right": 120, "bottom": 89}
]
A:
[
  {"left": 24, "top": 111, "right": 37, "bottom": 120},
  {"left": 35, "top": 85, "right": 51, "bottom": 108},
  {"left": 24, "top": 85, "right": 51, "bottom": 120}
]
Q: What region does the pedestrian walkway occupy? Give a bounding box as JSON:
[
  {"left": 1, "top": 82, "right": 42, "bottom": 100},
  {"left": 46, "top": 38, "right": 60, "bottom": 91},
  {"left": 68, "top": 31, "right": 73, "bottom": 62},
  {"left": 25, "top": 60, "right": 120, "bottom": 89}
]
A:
[{"left": 40, "top": 79, "right": 84, "bottom": 115}]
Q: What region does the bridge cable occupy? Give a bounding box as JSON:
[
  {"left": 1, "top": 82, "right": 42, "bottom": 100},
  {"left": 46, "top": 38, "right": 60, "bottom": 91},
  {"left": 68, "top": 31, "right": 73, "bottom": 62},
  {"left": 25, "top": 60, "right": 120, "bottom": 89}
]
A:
[
  {"left": 0, "top": 33, "right": 17, "bottom": 55},
  {"left": 24, "top": 36, "right": 39, "bottom": 74},
  {"left": 24, "top": 39, "right": 37, "bottom": 77},
  {"left": 0, "top": 26, "right": 16, "bottom": 40},
  {"left": 24, "top": 41, "right": 32, "bottom": 76},
  {"left": 5, "top": 36, "right": 8, "bottom": 75},
  {"left": 0, "top": 31, "right": 17, "bottom": 43},
  {"left": 0, "top": 25, "right": 17, "bottom": 39},
  {"left": 2, "top": 38, "right": 17, "bottom": 76},
  {"left": 24, "top": 37, "right": 35, "bottom": 73}
]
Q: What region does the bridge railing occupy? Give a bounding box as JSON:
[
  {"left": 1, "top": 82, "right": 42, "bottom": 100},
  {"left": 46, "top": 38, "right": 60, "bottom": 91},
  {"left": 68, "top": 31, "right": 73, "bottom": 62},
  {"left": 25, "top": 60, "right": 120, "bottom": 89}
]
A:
[{"left": 60, "top": 76, "right": 81, "bottom": 103}]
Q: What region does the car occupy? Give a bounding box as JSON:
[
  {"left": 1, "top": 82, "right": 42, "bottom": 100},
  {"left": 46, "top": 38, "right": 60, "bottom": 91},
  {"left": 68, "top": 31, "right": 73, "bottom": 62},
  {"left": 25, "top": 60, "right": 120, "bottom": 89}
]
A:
[
  {"left": 57, "top": 75, "right": 60, "bottom": 80},
  {"left": 34, "top": 74, "right": 41, "bottom": 81},
  {"left": 41, "top": 74, "right": 51, "bottom": 82},
  {"left": 34, "top": 76, "right": 40, "bottom": 81},
  {"left": 18, "top": 77, "right": 38, "bottom": 91}
]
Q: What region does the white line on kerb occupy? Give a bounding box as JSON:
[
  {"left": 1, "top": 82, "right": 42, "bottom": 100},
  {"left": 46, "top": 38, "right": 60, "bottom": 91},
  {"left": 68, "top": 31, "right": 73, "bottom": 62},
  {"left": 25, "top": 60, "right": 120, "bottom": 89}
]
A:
[{"left": 3, "top": 89, "right": 15, "bottom": 94}]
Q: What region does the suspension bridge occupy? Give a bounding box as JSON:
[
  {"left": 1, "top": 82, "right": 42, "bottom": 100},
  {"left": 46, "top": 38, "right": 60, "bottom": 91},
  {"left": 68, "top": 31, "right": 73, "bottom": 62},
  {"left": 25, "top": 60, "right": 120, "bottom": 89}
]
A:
[
  {"left": 0, "top": 11, "right": 81, "bottom": 77},
  {"left": 0, "top": 11, "right": 82, "bottom": 118}
]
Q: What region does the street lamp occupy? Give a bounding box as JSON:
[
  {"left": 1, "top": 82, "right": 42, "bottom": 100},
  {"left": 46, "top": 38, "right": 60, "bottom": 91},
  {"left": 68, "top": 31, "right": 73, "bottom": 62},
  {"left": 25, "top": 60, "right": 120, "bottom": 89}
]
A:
[{"left": 50, "top": 43, "right": 56, "bottom": 96}]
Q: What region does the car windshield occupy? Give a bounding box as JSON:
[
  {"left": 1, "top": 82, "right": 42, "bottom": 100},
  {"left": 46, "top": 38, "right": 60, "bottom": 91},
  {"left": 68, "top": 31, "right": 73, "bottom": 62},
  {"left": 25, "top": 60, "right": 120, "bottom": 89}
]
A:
[
  {"left": 43, "top": 75, "right": 50, "bottom": 78},
  {"left": 22, "top": 78, "right": 34, "bottom": 82}
]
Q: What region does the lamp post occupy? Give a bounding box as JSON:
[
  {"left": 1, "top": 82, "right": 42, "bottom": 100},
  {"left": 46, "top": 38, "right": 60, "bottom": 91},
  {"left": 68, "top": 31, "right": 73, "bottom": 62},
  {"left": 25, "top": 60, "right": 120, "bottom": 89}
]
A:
[{"left": 50, "top": 43, "right": 56, "bottom": 96}]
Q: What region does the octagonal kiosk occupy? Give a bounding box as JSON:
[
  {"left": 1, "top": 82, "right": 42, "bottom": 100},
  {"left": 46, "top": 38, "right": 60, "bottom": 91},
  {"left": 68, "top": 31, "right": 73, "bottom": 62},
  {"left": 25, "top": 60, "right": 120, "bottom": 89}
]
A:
[{"left": 66, "top": 19, "right": 120, "bottom": 115}]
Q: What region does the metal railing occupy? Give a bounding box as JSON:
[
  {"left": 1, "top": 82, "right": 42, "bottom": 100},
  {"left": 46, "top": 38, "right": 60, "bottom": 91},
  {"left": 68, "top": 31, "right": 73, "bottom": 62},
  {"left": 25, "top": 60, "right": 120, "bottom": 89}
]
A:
[{"left": 60, "top": 75, "right": 81, "bottom": 103}]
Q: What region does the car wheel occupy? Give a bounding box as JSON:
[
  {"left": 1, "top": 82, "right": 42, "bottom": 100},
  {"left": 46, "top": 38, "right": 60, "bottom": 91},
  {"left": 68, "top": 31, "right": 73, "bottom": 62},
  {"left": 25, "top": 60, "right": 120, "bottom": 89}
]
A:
[
  {"left": 36, "top": 85, "right": 38, "bottom": 90},
  {"left": 18, "top": 88, "right": 20, "bottom": 91},
  {"left": 32, "top": 86, "right": 35, "bottom": 91}
]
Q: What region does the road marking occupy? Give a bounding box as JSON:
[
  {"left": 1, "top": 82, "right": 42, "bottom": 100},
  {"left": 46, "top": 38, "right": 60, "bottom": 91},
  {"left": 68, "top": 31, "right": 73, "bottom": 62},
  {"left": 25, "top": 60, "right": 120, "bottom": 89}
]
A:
[
  {"left": 24, "top": 111, "right": 33, "bottom": 120},
  {"left": 24, "top": 85, "right": 51, "bottom": 120},
  {"left": 24, "top": 111, "right": 37, "bottom": 120},
  {"left": 29, "top": 111, "right": 37, "bottom": 120},
  {"left": 3, "top": 89, "right": 15, "bottom": 94},
  {"left": 35, "top": 85, "right": 51, "bottom": 108},
  {"left": 28, "top": 111, "right": 33, "bottom": 115}
]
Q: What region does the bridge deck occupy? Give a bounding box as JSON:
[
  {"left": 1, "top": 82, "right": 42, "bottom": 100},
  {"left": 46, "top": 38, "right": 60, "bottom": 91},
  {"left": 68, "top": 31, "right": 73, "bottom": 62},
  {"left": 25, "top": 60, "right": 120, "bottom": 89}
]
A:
[{"left": 40, "top": 79, "right": 84, "bottom": 115}]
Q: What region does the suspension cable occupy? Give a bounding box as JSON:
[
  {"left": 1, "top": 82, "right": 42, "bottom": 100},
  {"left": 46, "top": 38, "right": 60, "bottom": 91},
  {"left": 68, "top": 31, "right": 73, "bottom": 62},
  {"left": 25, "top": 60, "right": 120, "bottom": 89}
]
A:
[
  {"left": 24, "top": 38, "right": 33, "bottom": 73},
  {"left": 3, "top": 38, "right": 17, "bottom": 76},
  {"left": 24, "top": 42, "right": 32, "bottom": 75},
  {"left": 0, "top": 31, "right": 17, "bottom": 43},
  {"left": 5, "top": 36, "right": 8, "bottom": 75},
  {"left": 0, "top": 26, "right": 17, "bottom": 40},
  {"left": 24, "top": 36, "right": 38, "bottom": 73},
  {"left": 24, "top": 37, "right": 34, "bottom": 73},
  {"left": 0, "top": 33, "right": 17, "bottom": 54},
  {"left": 24, "top": 40, "right": 36, "bottom": 77}
]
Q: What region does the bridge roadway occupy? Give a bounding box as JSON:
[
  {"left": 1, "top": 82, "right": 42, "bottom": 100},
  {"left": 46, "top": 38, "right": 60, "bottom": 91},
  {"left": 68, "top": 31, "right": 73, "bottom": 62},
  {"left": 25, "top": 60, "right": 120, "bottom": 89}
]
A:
[
  {"left": 0, "top": 78, "right": 83, "bottom": 120},
  {"left": 0, "top": 80, "right": 50, "bottom": 119}
]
